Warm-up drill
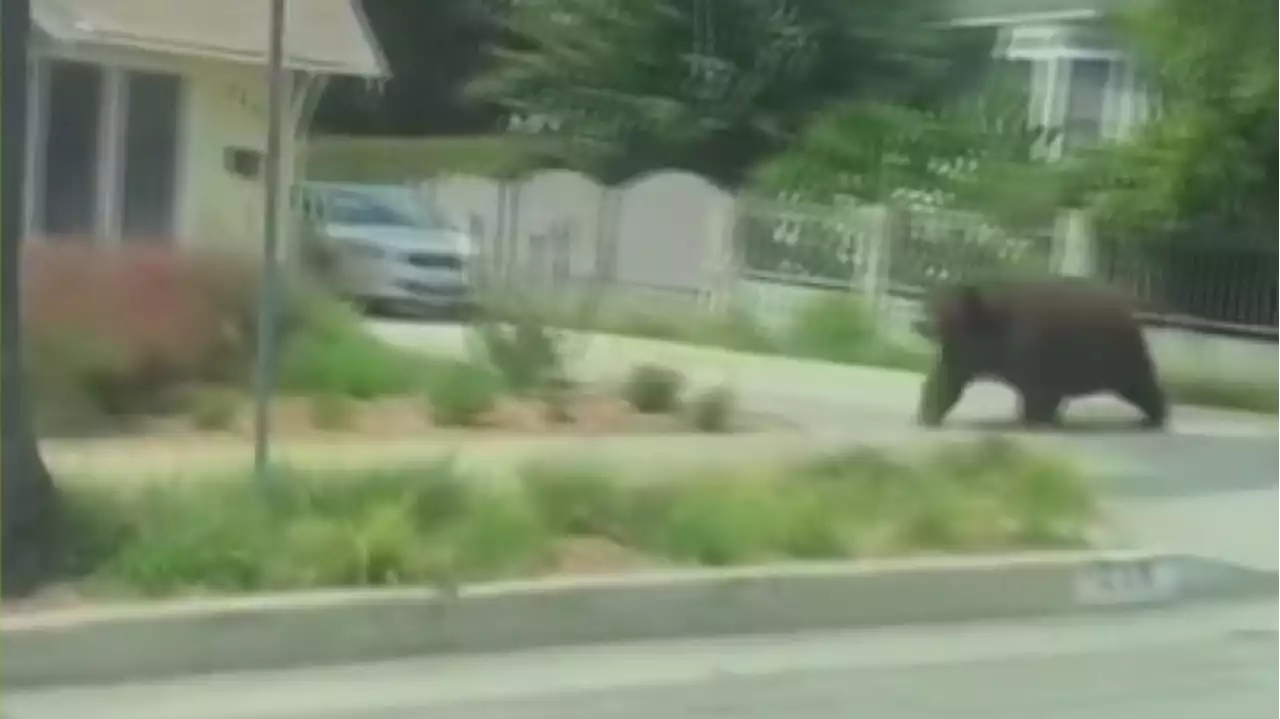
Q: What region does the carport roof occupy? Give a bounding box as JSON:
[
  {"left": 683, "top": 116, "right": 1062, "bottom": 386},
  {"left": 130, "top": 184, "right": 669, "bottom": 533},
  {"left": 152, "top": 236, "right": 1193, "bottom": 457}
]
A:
[{"left": 32, "top": 0, "right": 389, "bottom": 78}]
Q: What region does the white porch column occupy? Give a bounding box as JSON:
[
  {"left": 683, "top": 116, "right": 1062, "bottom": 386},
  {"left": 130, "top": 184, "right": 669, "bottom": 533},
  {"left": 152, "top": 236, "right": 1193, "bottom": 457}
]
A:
[
  {"left": 23, "top": 57, "right": 49, "bottom": 239},
  {"left": 1046, "top": 55, "right": 1072, "bottom": 158},
  {"left": 95, "top": 67, "right": 127, "bottom": 242}
]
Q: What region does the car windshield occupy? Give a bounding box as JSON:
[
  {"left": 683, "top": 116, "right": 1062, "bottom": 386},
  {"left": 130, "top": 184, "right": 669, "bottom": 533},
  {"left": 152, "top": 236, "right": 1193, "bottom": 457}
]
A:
[{"left": 320, "top": 186, "right": 455, "bottom": 231}]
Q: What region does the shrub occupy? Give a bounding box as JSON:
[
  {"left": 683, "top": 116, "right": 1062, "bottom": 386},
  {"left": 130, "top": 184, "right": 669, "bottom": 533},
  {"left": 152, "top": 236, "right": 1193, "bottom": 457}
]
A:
[
  {"left": 279, "top": 323, "right": 421, "bottom": 400},
  {"left": 425, "top": 359, "right": 503, "bottom": 426},
  {"left": 20, "top": 242, "right": 438, "bottom": 435},
  {"left": 471, "top": 317, "right": 565, "bottom": 394},
  {"left": 22, "top": 244, "right": 251, "bottom": 429},
  {"left": 786, "top": 292, "right": 879, "bottom": 363},
  {"left": 688, "top": 385, "right": 736, "bottom": 432},
  {"left": 623, "top": 363, "right": 684, "bottom": 413}
]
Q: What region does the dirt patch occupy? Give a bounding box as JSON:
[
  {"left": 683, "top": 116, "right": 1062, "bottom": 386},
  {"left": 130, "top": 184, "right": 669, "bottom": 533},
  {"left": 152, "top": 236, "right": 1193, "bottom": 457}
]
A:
[
  {"left": 70, "top": 388, "right": 787, "bottom": 443},
  {"left": 549, "top": 536, "right": 667, "bottom": 575}
]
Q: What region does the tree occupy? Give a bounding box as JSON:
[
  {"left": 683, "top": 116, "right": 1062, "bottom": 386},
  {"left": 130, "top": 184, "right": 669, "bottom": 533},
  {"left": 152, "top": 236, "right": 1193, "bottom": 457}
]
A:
[
  {"left": 2, "top": 0, "right": 64, "bottom": 598},
  {"left": 1060, "top": 0, "right": 1277, "bottom": 327},
  {"left": 313, "top": 0, "right": 514, "bottom": 136},
  {"left": 1076, "top": 0, "right": 1277, "bottom": 243},
  {"left": 470, "top": 0, "right": 951, "bottom": 186},
  {"left": 753, "top": 68, "right": 1063, "bottom": 226}
]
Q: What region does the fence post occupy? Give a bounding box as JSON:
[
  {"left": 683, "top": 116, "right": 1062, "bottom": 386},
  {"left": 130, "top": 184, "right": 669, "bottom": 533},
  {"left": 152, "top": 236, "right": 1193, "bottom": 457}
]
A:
[
  {"left": 703, "top": 199, "right": 738, "bottom": 315},
  {"left": 1053, "top": 208, "right": 1097, "bottom": 277},
  {"left": 860, "top": 203, "right": 894, "bottom": 312}
]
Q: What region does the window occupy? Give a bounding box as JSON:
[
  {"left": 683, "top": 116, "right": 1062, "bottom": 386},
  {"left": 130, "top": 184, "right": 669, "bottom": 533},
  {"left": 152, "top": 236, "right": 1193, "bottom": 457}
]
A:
[
  {"left": 31, "top": 60, "right": 183, "bottom": 241},
  {"left": 120, "top": 71, "right": 182, "bottom": 239},
  {"left": 1063, "top": 58, "right": 1111, "bottom": 153},
  {"left": 41, "top": 60, "right": 102, "bottom": 237}
]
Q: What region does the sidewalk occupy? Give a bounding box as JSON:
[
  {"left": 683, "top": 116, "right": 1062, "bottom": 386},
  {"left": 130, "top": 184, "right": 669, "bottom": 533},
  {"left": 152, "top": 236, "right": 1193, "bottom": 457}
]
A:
[{"left": 44, "top": 430, "right": 868, "bottom": 484}]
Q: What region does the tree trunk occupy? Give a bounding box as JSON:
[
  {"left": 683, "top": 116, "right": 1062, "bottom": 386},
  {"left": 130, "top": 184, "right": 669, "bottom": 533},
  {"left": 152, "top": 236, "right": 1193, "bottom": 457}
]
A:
[{"left": 2, "top": 0, "right": 64, "bottom": 599}]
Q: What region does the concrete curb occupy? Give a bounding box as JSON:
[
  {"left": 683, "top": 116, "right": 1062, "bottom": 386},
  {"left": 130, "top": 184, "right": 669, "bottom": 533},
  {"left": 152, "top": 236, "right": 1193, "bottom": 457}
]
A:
[{"left": 8, "top": 549, "right": 1262, "bottom": 689}]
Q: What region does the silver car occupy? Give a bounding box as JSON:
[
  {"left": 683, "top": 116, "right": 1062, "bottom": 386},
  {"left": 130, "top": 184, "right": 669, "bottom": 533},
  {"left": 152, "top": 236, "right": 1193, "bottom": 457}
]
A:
[{"left": 295, "top": 182, "right": 477, "bottom": 317}]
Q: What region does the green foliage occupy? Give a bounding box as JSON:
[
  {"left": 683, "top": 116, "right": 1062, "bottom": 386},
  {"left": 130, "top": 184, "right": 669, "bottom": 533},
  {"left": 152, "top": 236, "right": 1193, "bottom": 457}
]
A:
[
  {"left": 754, "top": 76, "right": 1064, "bottom": 228},
  {"left": 278, "top": 300, "right": 423, "bottom": 400},
  {"left": 471, "top": 318, "right": 566, "bottom": 395},
  {"left": 66, "top": 439, "right": 1098, "bottom": 598},
  {"left": 304, "top": 135, "right": 561, "bottom": 182},
  {"left": 770, "top": 292, "right": 930, "bottom": 371},
  {"left": 471, "top": 0, "right": 948, "bottom": 185},
  {"left": 424, "top": 359, "right": 504, "bottom": 427},
  {"left": 622, "top": 363, "right": 685, "bottom": 413},
  {"left": 786, "top": 292, "right": 879, "bottom": 363},
  {"left": 1074, "top": 0, "right": 1276, "bottom": 241}
]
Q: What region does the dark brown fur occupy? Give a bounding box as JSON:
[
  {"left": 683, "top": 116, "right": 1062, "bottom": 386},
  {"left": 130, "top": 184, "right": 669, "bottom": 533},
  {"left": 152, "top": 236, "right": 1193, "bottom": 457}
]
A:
[{"left": 914, "top": 277, "right": 1168, "bottom": 429}]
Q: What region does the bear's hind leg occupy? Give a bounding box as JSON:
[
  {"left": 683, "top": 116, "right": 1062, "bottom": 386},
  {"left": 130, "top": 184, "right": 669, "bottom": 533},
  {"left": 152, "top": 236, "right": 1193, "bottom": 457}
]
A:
[{"left": 1116, "top": 374, "right": 1168, "bottom": 430}]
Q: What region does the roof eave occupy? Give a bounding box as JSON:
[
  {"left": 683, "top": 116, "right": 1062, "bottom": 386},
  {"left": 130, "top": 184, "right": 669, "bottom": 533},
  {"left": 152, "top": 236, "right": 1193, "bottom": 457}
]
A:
[
  {"left": 43, "top": 31, "right": 389, "bottom": 79},
  {"left": 938, "top": 8, "right": 1103, "bottom": 28}
]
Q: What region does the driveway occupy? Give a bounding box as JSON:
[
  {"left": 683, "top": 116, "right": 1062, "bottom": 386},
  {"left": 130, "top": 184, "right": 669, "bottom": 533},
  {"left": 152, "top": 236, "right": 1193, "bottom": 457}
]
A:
[{"left": 370, "top": 320, "right": 1280, "bottom": 572}]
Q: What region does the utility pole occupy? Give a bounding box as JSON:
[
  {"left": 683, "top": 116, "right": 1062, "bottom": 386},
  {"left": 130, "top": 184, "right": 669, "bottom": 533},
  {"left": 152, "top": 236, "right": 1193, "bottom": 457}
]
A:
[{"left": 252, "top": 0, "right": 289, "bottom": 484}]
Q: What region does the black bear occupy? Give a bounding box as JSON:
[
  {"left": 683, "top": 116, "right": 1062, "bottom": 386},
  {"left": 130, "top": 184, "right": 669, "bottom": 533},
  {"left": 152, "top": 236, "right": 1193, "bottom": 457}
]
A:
[{"left": 913, "top": 277, "right": 1168, "bottom": 429}]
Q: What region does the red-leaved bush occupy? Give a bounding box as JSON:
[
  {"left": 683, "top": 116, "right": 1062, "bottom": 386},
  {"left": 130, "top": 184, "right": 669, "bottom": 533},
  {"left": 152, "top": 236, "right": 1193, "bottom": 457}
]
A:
[{"left": 21, "top": 240, "right": 267, "bottom": 427}]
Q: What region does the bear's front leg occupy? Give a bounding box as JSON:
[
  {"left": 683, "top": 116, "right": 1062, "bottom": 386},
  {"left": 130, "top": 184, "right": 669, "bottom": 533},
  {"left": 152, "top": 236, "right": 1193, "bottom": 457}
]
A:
[
  {"left": 918, "top": 362, "right": 968, "bottom": 427},
  {"left": 1016, "top": 387, "right": 1063, "bottom": 428}
]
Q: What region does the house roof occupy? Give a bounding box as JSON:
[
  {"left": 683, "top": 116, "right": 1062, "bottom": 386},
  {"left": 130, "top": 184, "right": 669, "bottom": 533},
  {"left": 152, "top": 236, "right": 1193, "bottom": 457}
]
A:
[
  {"left": 32, "top": 0, "right": 388, "bottom": 78},
  {"left": 940, "top": 0, "right": 1140, "bottom": 26}
]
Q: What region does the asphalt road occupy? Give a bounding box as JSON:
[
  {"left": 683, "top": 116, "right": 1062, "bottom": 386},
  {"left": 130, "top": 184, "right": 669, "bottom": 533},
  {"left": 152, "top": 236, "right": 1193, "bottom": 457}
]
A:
[
  {"left": 7, "top": 599, "right": 1275, "bottom": 719},
  {"left": 371, "top": 320, "right": 1279, "bottom": 570}
]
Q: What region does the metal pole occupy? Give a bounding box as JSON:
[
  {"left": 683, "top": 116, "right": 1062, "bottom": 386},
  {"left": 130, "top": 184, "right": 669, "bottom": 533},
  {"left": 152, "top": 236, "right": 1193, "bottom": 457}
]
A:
[{"left": 253, "top": 0, "right": 288, "bottom": 483}]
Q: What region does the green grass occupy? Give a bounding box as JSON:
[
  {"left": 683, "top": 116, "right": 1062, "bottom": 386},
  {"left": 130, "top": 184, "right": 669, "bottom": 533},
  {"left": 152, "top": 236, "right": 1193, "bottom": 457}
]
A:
[
  {"left": 63, "top": 438, "right": 1097, "bottom": 598},
  {"left": 303, "top": 134, "right": 564, "bottom": 182},
  {"left": 1166, "top": 374, "right": 1279, "bottom": 415},
  {"left": 481, "top": 289, "right": 932, "bottom": 374}
]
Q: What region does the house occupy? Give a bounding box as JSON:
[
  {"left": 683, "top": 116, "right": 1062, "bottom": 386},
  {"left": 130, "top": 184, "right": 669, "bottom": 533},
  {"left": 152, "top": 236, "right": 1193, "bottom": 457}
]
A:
[
  {"left": 23, "top": 0, "right": 389, "bottom": 251},
  {"left": 943, "top": 0, "right": 1157, "bottom": 156}
]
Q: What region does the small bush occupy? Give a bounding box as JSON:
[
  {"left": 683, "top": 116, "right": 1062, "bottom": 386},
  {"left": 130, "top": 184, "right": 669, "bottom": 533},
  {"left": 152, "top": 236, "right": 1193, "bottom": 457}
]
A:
[
  {"left": 786, "top": 292, "right": 879, "bottom": 363},
  {"left": 688, "top": 385, "right": 736, "bottom": 432},
  {"left": 22, "top": 245, "right": 234, "bottom": 425},
  {"left": 190, "top": 387, "right": 241, "bottom": 431},
  {"left": 471, "top": 318, "right": 565, "bottom": 394},
  {"left": 19, "top": 243, "right": 333, "bottom": 434},
  {"left": 623, "top": 363, "right": 684, "bottom": 413},
  {"left": 425, "top": 359, "right": 503, "bottom": 426},
  {"left": 278, "top": 301, "right": 422, "bottom": 399}
]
